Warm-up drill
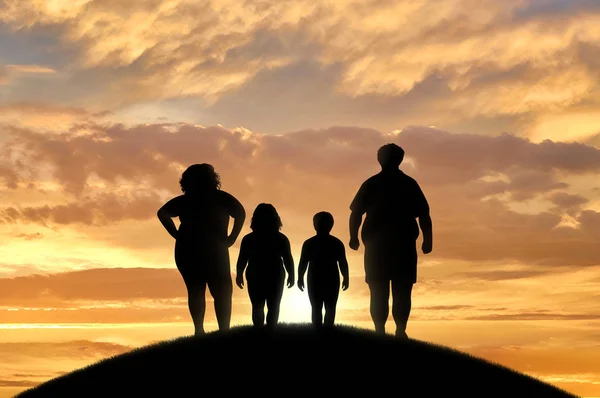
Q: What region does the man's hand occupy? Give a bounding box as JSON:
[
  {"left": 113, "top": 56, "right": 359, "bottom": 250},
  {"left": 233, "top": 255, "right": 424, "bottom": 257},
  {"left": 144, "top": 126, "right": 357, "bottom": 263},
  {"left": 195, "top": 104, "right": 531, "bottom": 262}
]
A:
[
  {"left": 342, "top": 278, "right": 349, "bottom": 291},
  {"left": 422, "top": 239, "right": 432, "bottom": 254},
  {"left": 297, "top": 278, "right": 304, "bottom": 292},
  {"left": 287, "top": 275, "right": 294, "bottom": 288},
  {"left": 235, "top": 274, "right": 244, "bottom": 289},
  {"left": 349, "top": 237, "right": 360, "bottom": 251}
]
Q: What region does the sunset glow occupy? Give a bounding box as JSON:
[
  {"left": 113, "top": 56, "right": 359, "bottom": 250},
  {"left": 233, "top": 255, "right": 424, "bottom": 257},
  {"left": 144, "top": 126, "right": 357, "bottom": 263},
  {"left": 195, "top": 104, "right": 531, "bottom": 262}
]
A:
[{"left": 2, "top": 0, "right": 600, "bottom": 397}]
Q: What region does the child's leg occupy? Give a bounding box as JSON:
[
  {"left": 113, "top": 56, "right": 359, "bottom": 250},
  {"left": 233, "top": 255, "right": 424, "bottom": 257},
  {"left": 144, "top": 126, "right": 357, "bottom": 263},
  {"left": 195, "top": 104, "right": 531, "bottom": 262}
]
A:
[
  {"left": 247, "top": 280, "right": 265, "bottom": 327},
  {"left": 307, "top": 285, "right": 323, "bottom": 327},
  {"left": 323, "top": 287, "right": 340, "bottom": 327},
  {"left": 325, "top": 278, "right": 340, "bottom": 326},
  {"left": 266, "top": 273, "right": 285, "bottom": 328}
]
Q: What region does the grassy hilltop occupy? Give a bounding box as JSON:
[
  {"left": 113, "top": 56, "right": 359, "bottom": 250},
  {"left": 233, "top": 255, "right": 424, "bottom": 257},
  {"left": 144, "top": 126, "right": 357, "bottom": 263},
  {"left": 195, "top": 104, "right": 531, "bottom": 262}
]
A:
[{"left": 16, "top": 324, "right": 578, "bottom": 398}]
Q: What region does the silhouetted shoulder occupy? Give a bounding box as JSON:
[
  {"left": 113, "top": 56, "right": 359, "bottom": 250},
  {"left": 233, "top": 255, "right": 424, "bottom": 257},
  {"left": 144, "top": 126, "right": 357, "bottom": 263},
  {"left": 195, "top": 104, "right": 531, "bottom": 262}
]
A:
[
  {"left": 278, "top": 232, "right": 291, "bottom": 247},
  {"left": 349, "top": 176, "right": 376, "bottom": 214},
  {"left": 216, "top": 190, "right": 245, "bottom": 217},
  {"left": 158, "top": 195, "right": 186, "bottom": 216},
  {"left": 331, "top": 236, "right": 346, "bottom": 255},
  {"left": 403, "top": 173, "right": 430, "bottom": 217},
  {"left": 240, "top": 232, "right": 254, "bottom": 245}
]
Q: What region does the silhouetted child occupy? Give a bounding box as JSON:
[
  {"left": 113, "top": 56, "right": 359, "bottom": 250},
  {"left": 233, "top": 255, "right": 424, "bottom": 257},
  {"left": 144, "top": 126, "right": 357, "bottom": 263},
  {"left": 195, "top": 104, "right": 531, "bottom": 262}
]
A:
[
  {"left": 297, "top": 211, "right": 349, "bottom": 328},
  {"left": 236, "top": 203, "right": 295, "bottom": 328}
]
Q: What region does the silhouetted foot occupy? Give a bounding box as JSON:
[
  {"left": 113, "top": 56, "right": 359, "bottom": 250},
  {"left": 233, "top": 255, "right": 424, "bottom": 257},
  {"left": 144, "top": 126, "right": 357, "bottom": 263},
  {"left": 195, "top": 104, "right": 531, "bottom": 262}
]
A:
[
  {"left": 194, "top": 329, "right": 205, "bottom": 337},
  {"left": 395, "top": 330, "right": 408, "bottom": 339}
]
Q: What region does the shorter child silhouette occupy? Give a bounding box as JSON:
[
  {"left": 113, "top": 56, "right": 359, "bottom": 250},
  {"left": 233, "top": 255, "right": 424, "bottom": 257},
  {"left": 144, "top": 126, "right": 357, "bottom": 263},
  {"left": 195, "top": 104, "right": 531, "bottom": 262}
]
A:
[
  {"left": 298, "top": 211, "right": 349, "bottom": 328},
  {"left": 236, "top": 203, "right": 295, "bottom": 328}
]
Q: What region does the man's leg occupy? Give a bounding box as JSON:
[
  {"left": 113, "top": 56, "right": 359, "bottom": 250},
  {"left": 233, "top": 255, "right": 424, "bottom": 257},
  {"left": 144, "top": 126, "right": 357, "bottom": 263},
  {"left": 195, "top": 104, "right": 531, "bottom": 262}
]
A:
[
  {"left": 368, "top": 280, "right": 390, "bottom": 334},
  {"left": 391, "top": 280, "right": 413, "bottom": 338}
]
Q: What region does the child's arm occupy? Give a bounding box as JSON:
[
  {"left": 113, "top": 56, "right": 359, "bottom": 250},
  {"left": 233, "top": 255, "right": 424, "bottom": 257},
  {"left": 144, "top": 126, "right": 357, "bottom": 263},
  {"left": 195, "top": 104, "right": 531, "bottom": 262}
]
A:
[
  {"left": 297, "top": 241, "right": 309, "bottom": 292},
  {"left": 282, "top": 235, "right": 295, "bottom": 288},
  {"left": 338, "top": 241, "right": 350, "bottom": 291},
  {"left": 235, "top": 236, "right": 250, "bottom": 289}
]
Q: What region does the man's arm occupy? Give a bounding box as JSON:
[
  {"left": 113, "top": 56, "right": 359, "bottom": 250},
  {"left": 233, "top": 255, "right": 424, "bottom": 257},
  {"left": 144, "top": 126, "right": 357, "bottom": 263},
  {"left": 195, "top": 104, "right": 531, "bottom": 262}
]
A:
[
  {"left": 349, "top": 211, "right": 363, "bottom": 250},
  {"left": 419, "top": 212, "right": 433, "bottom": 254},
  {"left": 414, "top": 180, "right": 433, "bottom": 254},
  {"left": 282, "top": 236, "right": 295, "bottom": 288},
  {"left": 297, "top": 241, "right": 309, "bottom": 291},
  {"left": 349, "top": 181, "right": 368, "bottom": 250},
  {"left": 157, "top": 197, "right": 180, "bottom": 239}
]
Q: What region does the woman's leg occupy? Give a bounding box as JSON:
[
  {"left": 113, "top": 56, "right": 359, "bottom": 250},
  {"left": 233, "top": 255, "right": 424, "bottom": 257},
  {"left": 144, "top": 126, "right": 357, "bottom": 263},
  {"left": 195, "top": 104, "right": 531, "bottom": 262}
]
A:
[
  {"left": 266, "top": 273, "right": 285, "bottom": 328},
  {"left": 187, "top": 283, "right": 207, "bottom": 336},
  {"left": 208, "top": 273, "right": 233, "bottom": 331},
  {"left": 176, "top": 246, "right": 207, "bottom": 336}
]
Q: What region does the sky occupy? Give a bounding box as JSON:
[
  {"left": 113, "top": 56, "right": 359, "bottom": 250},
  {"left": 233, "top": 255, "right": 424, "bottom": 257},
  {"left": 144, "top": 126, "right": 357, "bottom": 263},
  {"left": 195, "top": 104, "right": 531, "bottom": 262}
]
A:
[{"left": 1, "top": 0, "right": 600, "bottom": 396}]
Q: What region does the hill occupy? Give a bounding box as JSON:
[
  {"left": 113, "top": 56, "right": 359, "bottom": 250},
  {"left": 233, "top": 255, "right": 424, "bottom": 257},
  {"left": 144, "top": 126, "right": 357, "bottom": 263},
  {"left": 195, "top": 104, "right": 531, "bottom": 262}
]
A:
[{"left": 16, "top": 324, "right": 578, "bottom": 398}]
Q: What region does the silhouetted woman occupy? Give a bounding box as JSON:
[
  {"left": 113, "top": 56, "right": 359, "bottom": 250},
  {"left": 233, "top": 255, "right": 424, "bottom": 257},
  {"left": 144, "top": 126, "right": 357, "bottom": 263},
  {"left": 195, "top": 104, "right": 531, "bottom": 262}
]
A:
[
  {"left": 236, "top": 203, "right": 295, "bottom": 328},
  {"left": 157, "top": 164, "right": 246, "bottom": 335}
]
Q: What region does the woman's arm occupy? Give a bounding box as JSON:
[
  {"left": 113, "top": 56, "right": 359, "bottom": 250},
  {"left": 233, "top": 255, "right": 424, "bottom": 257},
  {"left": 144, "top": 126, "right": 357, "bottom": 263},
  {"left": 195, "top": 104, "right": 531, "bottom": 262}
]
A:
[
  {"left": 226, "top": 194, "right": 246, "bottom": 247},
  {"left": 157, "top": 198, "right": 180, "bottom": 239}
]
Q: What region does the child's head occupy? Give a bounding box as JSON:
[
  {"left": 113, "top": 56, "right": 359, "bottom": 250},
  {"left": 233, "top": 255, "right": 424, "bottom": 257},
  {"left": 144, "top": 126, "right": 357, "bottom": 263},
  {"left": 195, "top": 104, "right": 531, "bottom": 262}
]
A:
[
  {"left": 313, "top": 211, "right": 334, "bottom": 234},
  {"left": 250, "top": 203, "right": 282, "bottom": 233}
]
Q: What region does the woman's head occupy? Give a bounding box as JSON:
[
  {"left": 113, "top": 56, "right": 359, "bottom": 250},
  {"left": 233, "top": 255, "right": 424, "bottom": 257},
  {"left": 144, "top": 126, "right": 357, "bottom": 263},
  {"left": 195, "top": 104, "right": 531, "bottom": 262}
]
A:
[
  {"left": 179, "top": 164, "right": 221, "bottom": 194},
  {"left": 250, "top": 203, "right": 282, "bottom": 233}
]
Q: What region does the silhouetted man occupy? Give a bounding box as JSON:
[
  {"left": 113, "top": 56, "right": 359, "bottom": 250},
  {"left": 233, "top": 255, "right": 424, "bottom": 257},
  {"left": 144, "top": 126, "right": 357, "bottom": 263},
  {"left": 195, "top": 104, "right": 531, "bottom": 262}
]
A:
[{"left": 349, "top": 143, "right": 432, "bottom": 338}]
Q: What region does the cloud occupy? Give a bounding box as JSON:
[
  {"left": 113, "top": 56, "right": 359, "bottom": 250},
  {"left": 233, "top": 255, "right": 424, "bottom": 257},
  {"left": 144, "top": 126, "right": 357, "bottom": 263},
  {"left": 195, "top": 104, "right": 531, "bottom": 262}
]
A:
[
  {"left": 0, "top": 340, "right": 132, "bottom": 360},
  {"left": 2, "top": 121, "right": 600, "bottom": 266},
  {"left": 13, "top": 232, "right": 44, "bottom": 240},
  {"left": 3, "top": 0, "right": 600, "bottom": 134},
  {"left": 467, "top": 313, "right": 600, "bottom": 321}
]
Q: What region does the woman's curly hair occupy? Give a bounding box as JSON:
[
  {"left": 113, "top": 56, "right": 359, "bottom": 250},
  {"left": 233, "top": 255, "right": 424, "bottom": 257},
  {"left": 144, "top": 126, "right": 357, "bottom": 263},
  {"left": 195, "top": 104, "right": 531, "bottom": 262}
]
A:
[{"left": 179, "top": 164, "right": 221, "bottom": 193}]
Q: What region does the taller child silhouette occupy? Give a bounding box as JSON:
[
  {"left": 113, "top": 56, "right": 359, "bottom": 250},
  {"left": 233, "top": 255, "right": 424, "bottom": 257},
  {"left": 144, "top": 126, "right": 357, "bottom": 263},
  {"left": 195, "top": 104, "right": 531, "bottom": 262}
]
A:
[
  {"left": 157, "top": 164, "right": 246, "bottom": 335},
  {"left": 236, "top": 203, "right": 295, "bottom": 329},
  {"left": 349, "top": 144, "right": 433, "bottom": 338}
]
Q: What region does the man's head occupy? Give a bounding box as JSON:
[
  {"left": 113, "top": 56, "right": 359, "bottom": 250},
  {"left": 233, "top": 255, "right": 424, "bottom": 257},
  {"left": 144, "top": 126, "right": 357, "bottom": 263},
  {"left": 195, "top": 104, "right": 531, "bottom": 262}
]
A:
[
  {"left": 377, "top": 143, "right": 405, "bottom": 170},
  {"left": 313, "top": 211, "right": 334, "bottom": 234}
]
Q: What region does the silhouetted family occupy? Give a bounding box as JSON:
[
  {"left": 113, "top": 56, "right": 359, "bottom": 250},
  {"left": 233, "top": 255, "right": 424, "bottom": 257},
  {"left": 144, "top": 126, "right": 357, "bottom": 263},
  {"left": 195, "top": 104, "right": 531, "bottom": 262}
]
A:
[{"left": 157, "top": 143, "right": 433, "bottom": 338}]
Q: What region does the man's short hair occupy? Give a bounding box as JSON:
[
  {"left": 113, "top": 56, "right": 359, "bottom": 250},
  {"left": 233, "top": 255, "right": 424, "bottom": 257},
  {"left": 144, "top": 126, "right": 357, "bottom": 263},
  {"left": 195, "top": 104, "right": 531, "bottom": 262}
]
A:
[{"left": 377, "top": 143, "right": 405, "bottom": 168}]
